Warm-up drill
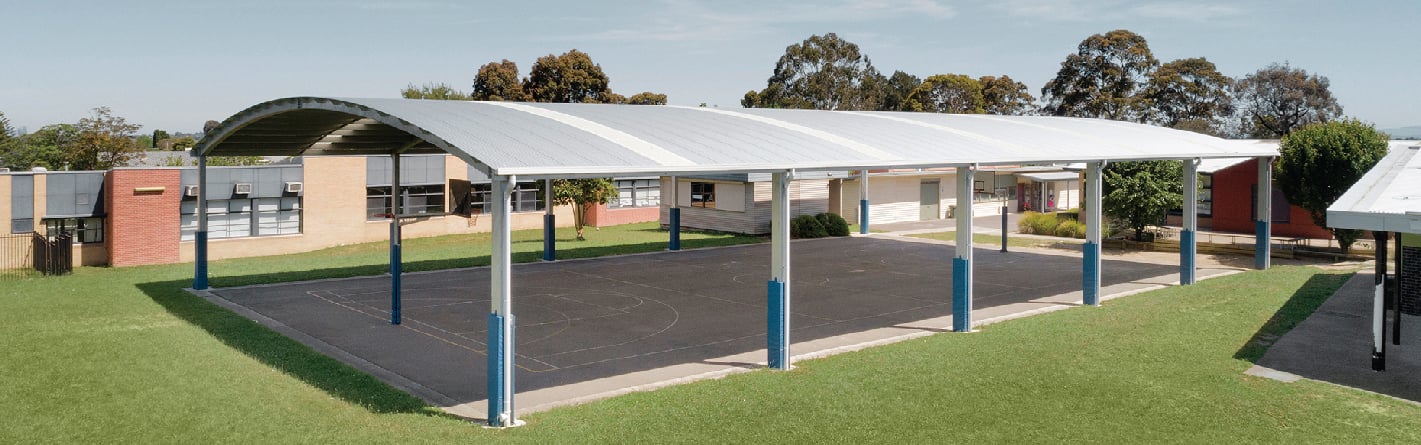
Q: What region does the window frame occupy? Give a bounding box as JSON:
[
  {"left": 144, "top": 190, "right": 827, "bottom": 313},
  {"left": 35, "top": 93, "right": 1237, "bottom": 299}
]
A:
[
  {"left": 43, "top": 217, "right": 104, "bottom": 244},
  {"left": 609, "top": 179, "right": 661, "bottom": 209},
  {"left": 367, "top": 184, "right": 447, "bottom": 220},
  {"left": 690, "top": 182, "right": 716, "bottom": 209}
]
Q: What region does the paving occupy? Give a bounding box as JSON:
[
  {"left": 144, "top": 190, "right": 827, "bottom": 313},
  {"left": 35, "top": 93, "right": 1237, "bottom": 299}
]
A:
[
  {"left": 197, "top": 232, "right": 1245, "bottom": 420},
  {"left": 1254, "top": 271, "right": 1421, "bottom": 403}
]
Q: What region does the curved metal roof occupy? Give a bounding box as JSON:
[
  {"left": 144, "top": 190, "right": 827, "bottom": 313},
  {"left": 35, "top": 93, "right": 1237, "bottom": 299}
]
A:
[{"left": 196, "top": 97, "right": 1277, "bottom": 178}]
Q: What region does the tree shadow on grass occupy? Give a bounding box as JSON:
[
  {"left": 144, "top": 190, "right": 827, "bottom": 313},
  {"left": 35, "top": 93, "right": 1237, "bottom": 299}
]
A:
[{"left": 1233, "top": 272, "right": 1353, "bottom": 363}]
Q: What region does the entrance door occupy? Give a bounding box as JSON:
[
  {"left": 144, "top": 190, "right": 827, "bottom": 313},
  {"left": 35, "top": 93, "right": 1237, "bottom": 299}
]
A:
[{"left": 920, "top": 180, "right": 940, "bottom": 220}]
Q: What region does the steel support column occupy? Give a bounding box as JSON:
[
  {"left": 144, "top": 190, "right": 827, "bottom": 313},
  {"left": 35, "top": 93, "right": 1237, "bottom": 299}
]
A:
[
  {"left": 859, "top": 169, "right": 869, "bottom": 234},
  {"left": 1083, "top": 161, "right": 1104, "bottom": 306},
  {"left": 768, "top": 171, "right": 792, "bottom": 369},
  {"left": 953, "top": 165, "right": 975, "bottom": 332},
  {"left": 1181, "top": 159, "right": 1199, "bottom": 285},
  {"left": 487, "top": 175, "right": 519, "bottom": 427},
  {"left": 390, "top": 153, "right": 403, "bottom": 325},
  {"left": 1256, "top": 157, "right": 1272, "bottom": 270},
  {"left": 669, "top": 176, "right": 681, "bottom": 251},
  {"left": 1374, "top": 231, "right": 1389, "bottom": 371},
  {"left": 543, "top": 178, "right": 555, "bottom": 261},
  {"left": 193, "top": 156, "right": 209, "bottom": 290}
]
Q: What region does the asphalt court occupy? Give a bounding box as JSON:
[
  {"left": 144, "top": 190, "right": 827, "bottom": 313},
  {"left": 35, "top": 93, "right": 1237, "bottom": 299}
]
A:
[{"left": 209, "top": 235, "right": 1182, "bottom": 408}]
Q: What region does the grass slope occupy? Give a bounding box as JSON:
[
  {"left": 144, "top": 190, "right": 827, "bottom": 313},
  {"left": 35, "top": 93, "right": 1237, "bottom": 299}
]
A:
[{"left": 4, "top": 224, "right": 1418, "bottom": 442}]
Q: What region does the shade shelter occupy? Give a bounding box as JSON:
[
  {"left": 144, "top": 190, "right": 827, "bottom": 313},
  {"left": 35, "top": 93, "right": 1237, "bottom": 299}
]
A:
[
  {"left": 1327, "top": 142, "right": 1421, "bottom": 371},
  {"left": 193, "top": 97, "right": 1277, "bottom": 426}
]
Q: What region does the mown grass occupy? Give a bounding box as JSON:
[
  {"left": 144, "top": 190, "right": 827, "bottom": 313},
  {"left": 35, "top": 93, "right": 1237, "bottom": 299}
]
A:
[{"left": 4, "top": 222, "right": 1419, "bottom": 442}]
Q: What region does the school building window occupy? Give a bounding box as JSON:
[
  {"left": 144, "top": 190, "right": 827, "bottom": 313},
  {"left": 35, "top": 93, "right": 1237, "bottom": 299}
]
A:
[
  {"left": 181, "top": 197, "right": 302, "bottom": 240},
  {"left": 610, "top": 179, "right": 660, "bottom": 208},
  {"left": 44, "top": 217, "right": 104, "bottom": 243},
  {"left": 366, "top": 184, "right": 445, "bottom": 220},
  {"left": 466, "top": 182, "right": 545, "bottom": 214},
  {"left": 691, "top": 182, "right": 715, "bottom": 208}
]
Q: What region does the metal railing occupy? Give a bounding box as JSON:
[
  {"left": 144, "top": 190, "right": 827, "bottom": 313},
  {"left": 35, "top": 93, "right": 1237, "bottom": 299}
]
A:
[
  {"left": 1, "top": 233, "right": 38, "bottom": 280},
  {"left": 32, "top": 231, "right": 73, "bottom": 276}
]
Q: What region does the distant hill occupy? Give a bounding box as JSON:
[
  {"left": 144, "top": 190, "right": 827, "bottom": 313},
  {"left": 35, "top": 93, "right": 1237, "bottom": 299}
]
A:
[{"left": 1381, "top": 126, "right": 1421, "bottom": 140}]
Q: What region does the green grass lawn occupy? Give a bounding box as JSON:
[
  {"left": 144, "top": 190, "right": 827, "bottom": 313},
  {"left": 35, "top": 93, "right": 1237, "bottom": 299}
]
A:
[
  {"left": 909, "top": 230, "right": 1086, "bottom": 249},
  {"left": 4, "top": 223, "right": 1419, "bottom": 442}
]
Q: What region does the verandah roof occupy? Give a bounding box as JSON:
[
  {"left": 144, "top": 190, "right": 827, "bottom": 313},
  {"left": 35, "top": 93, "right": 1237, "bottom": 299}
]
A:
[{"left": 196, "top": 97, "right": 1278, "bottom": 178}]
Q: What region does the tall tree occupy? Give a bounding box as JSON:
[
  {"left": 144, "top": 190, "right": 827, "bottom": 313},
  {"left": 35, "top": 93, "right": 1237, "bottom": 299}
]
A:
[
  {"left": 880, "top": 70, "right": 921, "bottom": 111},
  {"left": 1041, "top": 29, "right": 1159, "bottom": 121},
  {"left": 472, "top": 60, "right": 529, "bottom": 101},
  {"left": 1102, "top": 160, "right": 1183, "bottom": 241},
  {"left": 979, "top": 75, "right": 1036, "bottom": 115},
  {"left": 401, "top": 82, "right": 471, "bottom": 100},
  {"left": 1273, "top": 119, "right": 1387, "bottom": 252},
  {"left": 0, "top": 111, "right": 13, "bottom": 143},
  {"left": 0, "top": 124, "right": 73, "bottom": 170},
  {"left": 67, "top": 107, "right": 143, "bottom": 171},
  {"left": 152, "top": 129, "right": 170, "bottom": 146},
  {"left": 625, "top": 92, "right": 668, "bottom": 105},
  {"left": 904, "top": 74, "right": 984, "bottom": 114},
  {"left": 524, "top": 49, "right": 615, "bottom": 103},
  {"left": 1141, "top": 57, "right": 1233, "bottom": 131},
  {"left": 742, "top": 33, "right": 884, "bottom": 110},
  {"left": 1234, "top": 63, "right": 1342, "bottom": 138}
]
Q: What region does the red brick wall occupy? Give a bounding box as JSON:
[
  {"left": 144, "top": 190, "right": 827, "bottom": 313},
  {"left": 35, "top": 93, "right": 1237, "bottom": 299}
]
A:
[
  {"left": 106, "top": 169, "right": 181, "bottom": 266},
  {"left": 1211, "top": 158, "right": 1333, "bottom": 239},
  {"left": 585, "top": 204, "right": 660, "bottom": 227}
]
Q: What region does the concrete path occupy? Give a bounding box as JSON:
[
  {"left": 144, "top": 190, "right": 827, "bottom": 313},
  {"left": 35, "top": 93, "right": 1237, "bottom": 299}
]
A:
[
  {"left": 194, "top": 230, "right": 1252, "bottom": 421},
  {"left": 1254, "top": 271, "right": 1421, "bottom": 403}
]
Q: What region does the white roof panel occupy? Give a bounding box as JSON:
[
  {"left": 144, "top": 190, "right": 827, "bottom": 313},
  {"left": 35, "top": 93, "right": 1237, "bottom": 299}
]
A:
[
  {"left": 196, "top": 97, "right": 1279, "bottom": 177},
  {"left": 1327, "top": 142, "right": 1421, "bottom": 233}
]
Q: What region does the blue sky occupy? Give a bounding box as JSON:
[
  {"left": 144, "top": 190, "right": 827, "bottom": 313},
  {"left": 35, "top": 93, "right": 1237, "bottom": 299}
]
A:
[{"left": 3, "top": 0, "right": 1417, "bottom": 133}]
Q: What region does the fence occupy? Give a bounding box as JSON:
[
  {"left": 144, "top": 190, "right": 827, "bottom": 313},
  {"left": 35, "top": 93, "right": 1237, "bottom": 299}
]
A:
[
  {"left": 33, "top": 231, "right": 74, "bottom": 276},
  {"left": 1, "top": 233, "right": 37, "bottom": 280}
]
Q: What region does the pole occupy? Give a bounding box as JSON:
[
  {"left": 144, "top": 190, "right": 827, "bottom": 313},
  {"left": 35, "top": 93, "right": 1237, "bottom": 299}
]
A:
[
  {"left": 859, "top": 169, "right": 869, "bottom": 234},
  {"left": 194, "top": 156, "right": 209, "bottom": 290},
  {"left": 669, "top": 176, "right": 681, "bottom": 251},
  {"left": 768, "top": 171, "right": 792, "bottom": 369},
  {"left": 953, "top": 165, "right": 975, "bottom": 332},
  {"left": 1181, "top": 159, "right": 1199, "bottom": 285},
  {"left": 488, "top": 174, "right": 518, "bottom": 426},
  {"left": 1374, "top": 231, "right": 1388, "bottom": 371},
  {"left": 390, "top": 153, "right": 402, "bottom": 325},
  {"left": 543, "top": 178, "right": 555, "bottom": 261},
  {"left": 1000, "top": 206, "right": 1008, "bottom": 253}
]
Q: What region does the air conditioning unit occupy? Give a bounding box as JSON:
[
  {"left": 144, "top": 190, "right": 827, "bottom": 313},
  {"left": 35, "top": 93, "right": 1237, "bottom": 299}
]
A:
[
  {"left": 234, "top": 183, "right": 253, "bottom": 195},
  {"left": 284, "top": 181, "right": 304, "bottom": 193},
  {"left": 182, "top": 185, "right": 199, "bottom": 197}
]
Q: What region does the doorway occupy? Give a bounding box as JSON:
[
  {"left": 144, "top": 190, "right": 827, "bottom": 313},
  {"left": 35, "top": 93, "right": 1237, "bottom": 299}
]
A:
[{"left": 920, "top": 180, "right": 940, "bottom": 220}]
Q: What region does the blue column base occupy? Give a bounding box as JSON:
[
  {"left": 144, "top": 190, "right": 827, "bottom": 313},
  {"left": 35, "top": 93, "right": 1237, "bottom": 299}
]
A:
[
  {"left": 669, "top": 208, "right": 681, "bottom": 251},
  {"left": 391, "top": 243, "right": 402, "bottom": 325},
  {"left": 542, "top": 214, "right": 556, "bottom": 261},
  {"left": 487, "top": 313, "right": 508, "bottom": 426},
  {"left": 1083, "top": 241, "right": 1100, "bottom": 306},
  {"left": 767, "top": 280, "right": 789, "bottom": 369},
  {"left": 1255, "top": 220, "right": 1270, "bottom": 270},
  {"left": 1180, "top": 229, "right": 1196, "bottom": 285},
  {"left": 859, "top": 199, "right": 869, "bottom": 234},
  {"left": 952, "top": 257, "right": 971, "bottom": 332},
  {"left": 193, "top": 231, "right": 209, "bottom": 290}
]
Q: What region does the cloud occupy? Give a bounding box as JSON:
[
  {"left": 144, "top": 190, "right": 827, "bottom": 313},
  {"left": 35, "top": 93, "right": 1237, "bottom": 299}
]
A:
[
  {"left": 993, "top": 0, "right": 1246, "bottom": 22},
  {"left": 545, "top": 0, "right": 957, "bottom": 43}
]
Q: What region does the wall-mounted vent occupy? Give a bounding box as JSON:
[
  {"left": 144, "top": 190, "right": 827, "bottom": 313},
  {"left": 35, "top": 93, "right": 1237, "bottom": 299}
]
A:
[
  {"left": 284, "top": 182, "right": 304, "bottom": 193},
  {"left": 234, "top": 183, "right": 253, "bottom": 195},
  {"left": 183, "top": 185, "right": 200, "bottom": 197}
]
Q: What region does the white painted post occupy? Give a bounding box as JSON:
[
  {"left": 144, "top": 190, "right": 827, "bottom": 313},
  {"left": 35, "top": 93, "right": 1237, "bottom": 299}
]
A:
[
  {"left": 1373, "top": 231, "right": 1388, "bottom": 371},
  {"left": 1083, "top": 162, "right": 1104, "bottom": 306},
  {"left": 390, "top": 153, "right": 403, "bottom": 324},
  {"left": 1181, "top": 159, "right": 1199, "bottom": 285},
  {"left": 952, "top": 165, "right": 975, "bottom": 332},
  {"left": 487, "top": 174, "right": 518, "bottom": 427},
  {"left": 194, "top": 156, "right": 209, "bottom": 290},
  {"left": 767, "top": 171, "right": 792, "bottom": 369},
  {"left": 1256, "top": 157, "right": 1272, "bottom": 270},
  {"left": 858, "top": 169, "right": 869, "bottom": 234}
]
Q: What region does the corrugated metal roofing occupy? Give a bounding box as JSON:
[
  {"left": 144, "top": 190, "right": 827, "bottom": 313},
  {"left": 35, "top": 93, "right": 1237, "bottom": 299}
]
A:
[
  {"left": 196, "top": 97, "right": 1279, "bottom": 178},
  {"left": 1327, "top": 141, "right": 1421, "bottom": 233}
]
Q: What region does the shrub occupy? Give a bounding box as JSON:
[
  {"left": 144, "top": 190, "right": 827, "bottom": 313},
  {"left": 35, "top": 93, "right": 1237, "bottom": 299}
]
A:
[
  {"left": 1054, "top": 220, "right": 1087, "bottom": 238},
  {"left": 816, "top": 212, "right": 850, "bottom": 237},
  {"left": 1020, "top": 211, "right": 1061, "bottom": 235},
  {"left": 792, "top": 214, "right": 828, "bottom": 239}
]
